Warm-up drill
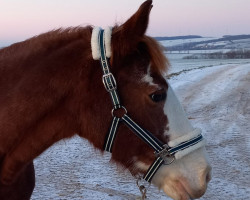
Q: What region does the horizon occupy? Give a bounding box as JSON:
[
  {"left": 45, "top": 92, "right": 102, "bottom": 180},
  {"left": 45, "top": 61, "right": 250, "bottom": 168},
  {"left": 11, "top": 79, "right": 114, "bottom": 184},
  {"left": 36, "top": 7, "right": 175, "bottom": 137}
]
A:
[{"left": 1, "top": 0, "right": 250, "bottom": 47}]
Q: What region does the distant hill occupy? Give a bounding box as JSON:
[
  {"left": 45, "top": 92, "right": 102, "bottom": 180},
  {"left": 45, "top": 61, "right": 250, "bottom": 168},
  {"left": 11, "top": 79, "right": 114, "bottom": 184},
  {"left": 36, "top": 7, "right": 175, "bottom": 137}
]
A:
[
  {"left": 222, "top": 35, "right": 250, "bottom": 40},
  {"left": 154, "top": 35, "right": 202, "bottom": 41},
  {"left": 159, "top": 34, "right": 250, "bottom": 51}
]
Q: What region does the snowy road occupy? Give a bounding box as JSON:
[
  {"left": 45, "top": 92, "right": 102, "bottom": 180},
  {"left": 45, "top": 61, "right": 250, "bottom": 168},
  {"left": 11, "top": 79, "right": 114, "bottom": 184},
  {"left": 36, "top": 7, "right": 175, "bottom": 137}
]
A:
[{"left": 31, "top": 63, "right": 250, "bottom": 200}]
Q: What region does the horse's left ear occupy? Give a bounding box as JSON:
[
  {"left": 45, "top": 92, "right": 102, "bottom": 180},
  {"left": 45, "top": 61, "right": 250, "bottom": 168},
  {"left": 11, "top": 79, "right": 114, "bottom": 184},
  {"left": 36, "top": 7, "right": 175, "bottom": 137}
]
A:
[{"left": 112, "top": 0, "right": 153, "bottom": 59}]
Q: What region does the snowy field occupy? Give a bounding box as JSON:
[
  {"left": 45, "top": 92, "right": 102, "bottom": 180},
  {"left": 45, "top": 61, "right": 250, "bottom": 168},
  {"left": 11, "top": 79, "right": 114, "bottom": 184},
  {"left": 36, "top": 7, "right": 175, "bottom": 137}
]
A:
[
  {"left": 159, "top": 37, "right": 218, "bottom": 47},
  {"left": 166, "top": 53, "right": 250, "bottom": 74},
  {"left": 159, "top": 37, "right": 250, "bottom": 50},
  {"left": 31, "top": 62, "right": 250, "bottom": 200}
]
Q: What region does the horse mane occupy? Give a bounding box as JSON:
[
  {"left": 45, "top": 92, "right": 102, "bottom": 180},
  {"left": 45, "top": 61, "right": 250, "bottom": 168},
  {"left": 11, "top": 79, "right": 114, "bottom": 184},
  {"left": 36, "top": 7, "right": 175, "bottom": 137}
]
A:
[
  {"left": 141, "top": 36, "right": 169, "bottom": 74},
  {"left": 0, "top": 26, "right": 92, "bottom": 60}
]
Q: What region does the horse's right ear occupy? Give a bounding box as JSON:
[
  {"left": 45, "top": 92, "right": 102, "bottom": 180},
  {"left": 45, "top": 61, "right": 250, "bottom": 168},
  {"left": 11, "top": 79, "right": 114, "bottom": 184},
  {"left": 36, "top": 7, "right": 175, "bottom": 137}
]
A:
[{"left": 112, "top": 0, "right": 153, "bottom": 59}]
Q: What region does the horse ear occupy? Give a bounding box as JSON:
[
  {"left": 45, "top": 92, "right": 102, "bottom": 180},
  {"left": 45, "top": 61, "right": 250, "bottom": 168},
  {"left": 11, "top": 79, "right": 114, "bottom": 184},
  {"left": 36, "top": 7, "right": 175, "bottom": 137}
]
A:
[
  {"left": 112, "top": 0, "right": 153, "bottom": 59},
  {"left": 120, "top": 0, "right": 153, "bottom": 39}
]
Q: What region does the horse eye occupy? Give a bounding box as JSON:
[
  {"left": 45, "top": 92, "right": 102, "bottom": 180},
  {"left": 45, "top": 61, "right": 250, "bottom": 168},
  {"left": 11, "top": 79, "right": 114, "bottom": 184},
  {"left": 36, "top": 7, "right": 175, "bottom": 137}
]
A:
[{"left": 150, "top": 92, "right": 167, "bottom": 102}]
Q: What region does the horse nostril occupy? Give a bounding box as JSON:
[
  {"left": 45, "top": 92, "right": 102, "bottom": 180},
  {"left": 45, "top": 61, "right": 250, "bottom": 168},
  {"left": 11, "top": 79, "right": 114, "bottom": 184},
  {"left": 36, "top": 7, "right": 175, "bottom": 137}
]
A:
[
  {"left": 206, "top": 170, "right": 211, "bottom": 183},
  {"left": 204, "top": 166, "right": 212, "bottom": 184}
]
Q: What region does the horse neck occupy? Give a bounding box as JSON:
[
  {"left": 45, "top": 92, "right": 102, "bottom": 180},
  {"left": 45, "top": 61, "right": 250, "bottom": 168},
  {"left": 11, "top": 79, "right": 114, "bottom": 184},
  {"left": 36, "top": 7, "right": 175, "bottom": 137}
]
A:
[{"left": 0, "top": 27, "right": 110, "bottom": 156}]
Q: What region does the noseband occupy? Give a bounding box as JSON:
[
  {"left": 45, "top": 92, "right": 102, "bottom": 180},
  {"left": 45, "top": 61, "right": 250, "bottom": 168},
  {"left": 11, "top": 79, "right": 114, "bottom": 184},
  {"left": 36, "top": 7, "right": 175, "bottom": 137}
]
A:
[{"left": 91, "top": 27, "right": 205, "bottom": 182}]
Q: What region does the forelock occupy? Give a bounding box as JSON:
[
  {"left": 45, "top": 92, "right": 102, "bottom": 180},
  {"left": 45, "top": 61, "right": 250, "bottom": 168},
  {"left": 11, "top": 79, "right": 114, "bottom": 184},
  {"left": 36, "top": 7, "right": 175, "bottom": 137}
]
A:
[{"left": 141, "top": 36, "right": 169, "bottom": 75}]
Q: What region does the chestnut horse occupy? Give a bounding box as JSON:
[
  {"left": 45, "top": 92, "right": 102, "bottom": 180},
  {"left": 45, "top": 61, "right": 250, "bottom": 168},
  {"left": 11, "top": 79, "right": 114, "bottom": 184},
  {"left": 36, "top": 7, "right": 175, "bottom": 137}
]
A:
[{"left": 0, "top": 1, "right": 211, "bottom": 199}]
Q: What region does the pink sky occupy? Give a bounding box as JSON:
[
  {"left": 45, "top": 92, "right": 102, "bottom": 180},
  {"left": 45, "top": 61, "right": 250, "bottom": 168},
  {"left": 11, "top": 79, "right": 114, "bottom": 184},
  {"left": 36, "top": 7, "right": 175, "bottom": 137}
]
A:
[{"left": 1, "top": 0, "right": 250, "bottom": 45}]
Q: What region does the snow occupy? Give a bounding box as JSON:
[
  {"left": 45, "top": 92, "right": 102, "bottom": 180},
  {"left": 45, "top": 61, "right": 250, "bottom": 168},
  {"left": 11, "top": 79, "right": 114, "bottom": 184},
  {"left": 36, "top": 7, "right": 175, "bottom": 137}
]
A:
[
  {"left": 205, "top": 38, "right": 250, "bottom": 50},
  {"left": 160, "top": 37, "right": 250, "bottom": 51},
  {"left": 31, "top": 63, "right": 250, "bottom": 200},
  {"left": 159, "top": 37, "right": 218, "bottom": 47},
  {"left": 166, "top": 53, "right": 250, "bottom": 74}
]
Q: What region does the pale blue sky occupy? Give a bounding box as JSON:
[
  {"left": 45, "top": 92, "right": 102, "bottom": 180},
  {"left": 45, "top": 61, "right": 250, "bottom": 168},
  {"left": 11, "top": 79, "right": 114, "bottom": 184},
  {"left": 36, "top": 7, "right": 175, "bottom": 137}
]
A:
[{"left": 1, "top": 0, "right": 250, "bottom": 46}]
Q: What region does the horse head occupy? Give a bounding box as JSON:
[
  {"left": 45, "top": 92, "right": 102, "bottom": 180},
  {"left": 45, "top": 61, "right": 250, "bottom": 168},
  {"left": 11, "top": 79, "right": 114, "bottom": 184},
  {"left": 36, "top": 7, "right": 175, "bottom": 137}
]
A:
[{"left": 86, "top": 1, "right": 211, "bottom": 199}]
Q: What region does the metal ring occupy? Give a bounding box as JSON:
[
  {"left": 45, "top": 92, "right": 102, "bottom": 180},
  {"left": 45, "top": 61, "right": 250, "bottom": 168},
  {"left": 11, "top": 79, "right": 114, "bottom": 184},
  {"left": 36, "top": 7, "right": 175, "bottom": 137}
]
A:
[
  {"left": 111, "top": 106, "right": 127, "bottom": 118},
  {"left": 155, "top": 144, "right": 176, "bottom": 165},
  {"left": 162, "top": 156, "right": 175, "bottom": 165},
  {"left": 136, "top": 176, "right": 151, "bottom": 191}
]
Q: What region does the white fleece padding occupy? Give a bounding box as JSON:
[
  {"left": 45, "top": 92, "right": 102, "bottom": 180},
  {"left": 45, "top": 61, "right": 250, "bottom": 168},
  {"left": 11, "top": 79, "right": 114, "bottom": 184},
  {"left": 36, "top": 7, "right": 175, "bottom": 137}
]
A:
[
  {"left": 91, "top": 27, "right": 101, "bottom": 60},
  {"left": 91, "top": 27, "right": 112, "bottom": 60},
  {"left": 174, "top": 140, "right": 206, "bottom": 160},
  {"left": 168, "top": 128, "right": 202, "bottom": 147},
  {"left": 104, "top": 27, "right": 112, "bottom": 58}
]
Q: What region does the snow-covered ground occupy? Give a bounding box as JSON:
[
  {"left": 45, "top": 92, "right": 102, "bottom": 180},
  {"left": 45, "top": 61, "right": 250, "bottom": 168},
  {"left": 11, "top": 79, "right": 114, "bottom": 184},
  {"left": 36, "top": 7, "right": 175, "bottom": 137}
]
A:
[
  {"left": 160, "top": 37, "right": 218, "bottom": 47},
  {"left": 166, "top": 53, "right": 250, "bottom": 74},
  {"left": 204, "top": 38, "right": 250, "bottom": 50},
  {"left": 159, "top": 37, "right": 250, "bottom": 51},
  {"left": 31, "top": 63, "right": 250, "bottom": 200}
]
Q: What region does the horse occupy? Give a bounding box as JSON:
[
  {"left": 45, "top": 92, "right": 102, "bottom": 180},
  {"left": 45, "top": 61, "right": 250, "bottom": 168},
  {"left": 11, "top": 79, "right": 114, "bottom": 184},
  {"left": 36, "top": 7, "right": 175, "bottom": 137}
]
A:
[{"left": 0, "top": 1, "right": 211, "bottom": 199}]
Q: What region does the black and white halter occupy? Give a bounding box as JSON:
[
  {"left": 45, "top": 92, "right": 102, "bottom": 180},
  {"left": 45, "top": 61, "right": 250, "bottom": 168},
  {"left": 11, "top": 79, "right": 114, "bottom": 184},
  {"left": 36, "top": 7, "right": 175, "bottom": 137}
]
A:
[{"left": 91, "top": 27, "right": 205, "bottom": 182}]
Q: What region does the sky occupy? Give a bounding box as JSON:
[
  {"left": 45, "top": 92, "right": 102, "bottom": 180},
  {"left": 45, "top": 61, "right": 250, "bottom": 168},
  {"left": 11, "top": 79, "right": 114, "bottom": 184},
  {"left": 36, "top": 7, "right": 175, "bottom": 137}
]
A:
[{"left": 1, "top": 0, "right": 250, "bottom": 46}]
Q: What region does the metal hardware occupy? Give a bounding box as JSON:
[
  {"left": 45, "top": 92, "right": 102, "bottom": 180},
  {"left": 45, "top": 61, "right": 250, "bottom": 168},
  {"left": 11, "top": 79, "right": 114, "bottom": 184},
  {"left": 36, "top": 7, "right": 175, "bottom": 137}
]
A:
[
  {"left": 102, "top": 73, "right": 117, "bottom": 91},
  {"left": 136, "top": 176, "right": 151, "bottom": 200},
  {"left": 155, "top": 144, "right": 175, "bottom": 165},
  {"left": 111, "top": 106, "right": 127, "bottom": 118},
  {"left": 101, "top": 60, "right": 109, "bottom": 72}
]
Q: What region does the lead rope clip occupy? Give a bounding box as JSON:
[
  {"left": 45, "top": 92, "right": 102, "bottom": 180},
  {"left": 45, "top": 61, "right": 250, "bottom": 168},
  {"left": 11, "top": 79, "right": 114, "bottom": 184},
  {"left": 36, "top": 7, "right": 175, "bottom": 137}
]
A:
[{"left": 136, "top": 177, "right": 150, "bottom": 200}]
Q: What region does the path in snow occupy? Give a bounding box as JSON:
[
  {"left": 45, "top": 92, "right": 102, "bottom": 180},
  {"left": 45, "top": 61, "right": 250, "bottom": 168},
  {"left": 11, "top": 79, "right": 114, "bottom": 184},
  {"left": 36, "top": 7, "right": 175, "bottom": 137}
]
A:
[{"left": 31, "top": 63, "right": 250, "bottom": 200}]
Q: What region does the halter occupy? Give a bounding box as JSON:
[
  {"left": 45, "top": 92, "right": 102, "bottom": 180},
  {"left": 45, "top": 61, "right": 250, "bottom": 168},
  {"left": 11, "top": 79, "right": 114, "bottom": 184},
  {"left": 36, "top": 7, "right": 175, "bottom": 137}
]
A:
[{"left": 91, "top": 27, "right": 205, "bottom": 182}]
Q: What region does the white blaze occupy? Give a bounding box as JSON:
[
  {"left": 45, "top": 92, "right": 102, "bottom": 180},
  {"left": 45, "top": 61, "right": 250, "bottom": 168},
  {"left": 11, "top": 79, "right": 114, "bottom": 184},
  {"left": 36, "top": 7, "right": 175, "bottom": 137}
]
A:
[
  {"left": 141, "top": 65, "right": 159, "bottom": 87},
  {"left": 164, "top": 83, "right": 193, "bottom": 138},
  {"left": 151, "top": 81, "right": 211, "bottom": 199}
]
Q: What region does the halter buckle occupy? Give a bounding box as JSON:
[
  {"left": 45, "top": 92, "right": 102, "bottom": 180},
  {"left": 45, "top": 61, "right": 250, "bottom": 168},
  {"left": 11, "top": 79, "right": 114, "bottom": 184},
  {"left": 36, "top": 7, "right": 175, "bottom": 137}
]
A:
[
  {"left": 156, "top": 144, "right": 175, "bottom": 165},
  {"left": 102, "top": 73, "right": 117, "bottom": 92}
]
